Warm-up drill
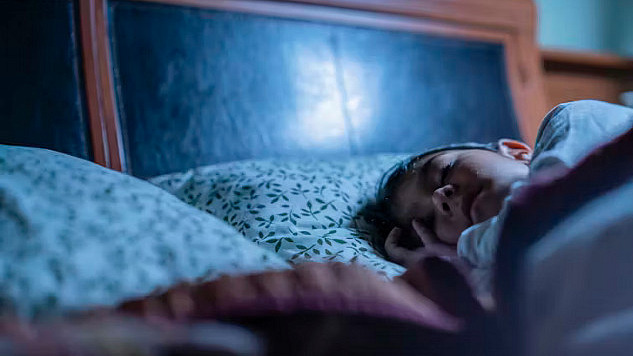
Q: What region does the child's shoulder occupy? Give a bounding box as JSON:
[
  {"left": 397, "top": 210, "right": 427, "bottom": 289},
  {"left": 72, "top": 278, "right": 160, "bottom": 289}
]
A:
[{"left": 530, "top": 100, "right": 633, "bottom": 173}]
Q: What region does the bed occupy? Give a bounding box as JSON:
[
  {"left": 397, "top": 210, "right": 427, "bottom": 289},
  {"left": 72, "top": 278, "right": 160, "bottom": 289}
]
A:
[{"left": 1, "top": 0, "right": 547, "bottom": 339}]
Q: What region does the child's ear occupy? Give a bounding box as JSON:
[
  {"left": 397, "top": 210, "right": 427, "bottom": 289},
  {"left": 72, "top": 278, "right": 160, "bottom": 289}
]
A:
[{"left": 497, "top": 139, "right": 532, "bottom": 164}]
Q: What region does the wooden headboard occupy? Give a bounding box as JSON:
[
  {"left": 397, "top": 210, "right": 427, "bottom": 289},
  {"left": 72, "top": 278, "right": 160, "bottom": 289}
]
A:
[{"left": 1, "top": 0, "right": 546, "bottom": 177}]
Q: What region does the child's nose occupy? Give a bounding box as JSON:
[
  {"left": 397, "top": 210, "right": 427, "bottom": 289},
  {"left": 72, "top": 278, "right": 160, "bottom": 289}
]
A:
[{"left": 432, "top": 185, "right": 457, "bottom": 216}]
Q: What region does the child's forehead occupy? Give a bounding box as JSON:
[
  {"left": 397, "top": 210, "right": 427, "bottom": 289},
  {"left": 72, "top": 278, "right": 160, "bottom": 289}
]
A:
[
  {"left": 410, "top": 147, "right": 491, "bottom": 171},
  {"left": 410, "top": 151, "right": 452, "bottom": 173}
]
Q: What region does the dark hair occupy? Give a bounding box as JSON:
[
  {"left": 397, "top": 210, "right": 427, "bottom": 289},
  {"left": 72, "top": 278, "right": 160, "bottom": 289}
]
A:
[{"left": 366, "top": 142, "right": 499, "bottom": 253}]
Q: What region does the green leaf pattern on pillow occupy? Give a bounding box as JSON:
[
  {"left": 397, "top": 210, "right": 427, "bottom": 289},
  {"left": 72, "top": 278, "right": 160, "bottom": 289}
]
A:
[{"left": 151, "top": 155, "right": 409, "bottom": 278}]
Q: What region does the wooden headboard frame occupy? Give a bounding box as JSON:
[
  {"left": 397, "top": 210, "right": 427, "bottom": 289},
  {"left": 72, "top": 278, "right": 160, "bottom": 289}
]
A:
[{"left": 79, "top": 0, "right": 547, "bottom": 171}]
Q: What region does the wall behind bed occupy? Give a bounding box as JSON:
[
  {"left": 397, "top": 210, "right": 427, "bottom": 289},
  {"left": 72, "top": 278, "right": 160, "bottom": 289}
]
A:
[
  {"left": 1, "top": 0, "right": 547, "bottom": 178},
  {"left": 0, "top": 0, "right": 92, "bottom": 160}
]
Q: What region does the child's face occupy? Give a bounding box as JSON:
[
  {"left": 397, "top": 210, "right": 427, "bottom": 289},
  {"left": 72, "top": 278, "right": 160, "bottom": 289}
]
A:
[{"left": 392, "top": 147, "right": 530, "bottom": 245}]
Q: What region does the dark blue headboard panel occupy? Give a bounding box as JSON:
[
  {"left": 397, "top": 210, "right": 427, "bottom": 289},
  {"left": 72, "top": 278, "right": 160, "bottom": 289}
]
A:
[
  {"left": 108, "top": 0, "right": 520, "bottom": 177},
  {"left": 333, "top": 28, "right": 519, "bottom": 154},
  {"left": 0, "top": 0, "right": 91, "bottom": 159}
]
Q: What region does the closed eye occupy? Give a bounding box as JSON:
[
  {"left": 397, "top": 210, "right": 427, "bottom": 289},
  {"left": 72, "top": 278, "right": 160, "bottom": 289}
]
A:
[{"left": 440, "top": 160, "right": 455, "bottom": 186}]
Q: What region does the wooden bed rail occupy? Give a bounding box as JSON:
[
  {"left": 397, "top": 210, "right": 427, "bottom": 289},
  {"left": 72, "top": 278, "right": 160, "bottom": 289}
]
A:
[{"left": 79, "top": 0, "right": 124, "bottom": 170}]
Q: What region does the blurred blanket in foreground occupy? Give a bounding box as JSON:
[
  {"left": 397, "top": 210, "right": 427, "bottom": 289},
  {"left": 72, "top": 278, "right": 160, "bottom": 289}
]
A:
[
  {"left": 2, "top": 263, "right": 477, "bottom": 356},
  {"left": 497, "top": 125, "right": 633, "bottom": 356}
]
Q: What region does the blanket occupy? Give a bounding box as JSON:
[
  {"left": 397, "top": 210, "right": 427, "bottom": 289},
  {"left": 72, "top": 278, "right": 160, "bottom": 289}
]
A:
[
  {"left": 2, "top": 263, "right": 484, "bottom": 356},
  {"left": 496, "top": 126, "right": 633, "bottom": 355}
]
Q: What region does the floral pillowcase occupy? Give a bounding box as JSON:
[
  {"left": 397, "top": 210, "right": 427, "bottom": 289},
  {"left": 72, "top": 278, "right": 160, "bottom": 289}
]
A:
[{"left": 151, "top": 155, "right": 410, "bottom": 278}]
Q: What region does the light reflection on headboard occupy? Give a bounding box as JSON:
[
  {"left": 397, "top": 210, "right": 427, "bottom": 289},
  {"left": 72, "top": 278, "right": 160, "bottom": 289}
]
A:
[{"left": 79, "top": 0, "right": 547, "bottom": 177}]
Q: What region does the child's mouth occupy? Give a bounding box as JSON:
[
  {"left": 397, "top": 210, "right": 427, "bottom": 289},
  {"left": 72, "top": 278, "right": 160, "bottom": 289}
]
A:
[{"left": 464, "top": 186, "right": 483, "bottom": 224}]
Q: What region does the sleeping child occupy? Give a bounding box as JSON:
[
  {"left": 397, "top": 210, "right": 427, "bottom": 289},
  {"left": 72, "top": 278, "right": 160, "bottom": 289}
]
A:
[{"left": 371, "top": 100, "right": 633, "bottom": 278}]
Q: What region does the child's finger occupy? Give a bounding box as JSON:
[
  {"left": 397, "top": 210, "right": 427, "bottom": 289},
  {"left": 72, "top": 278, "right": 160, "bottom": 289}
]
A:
[
  {"left": 412, "top": 219, "right": 439, "bottom": 247},
  {"left": 385, "top": 227, "right": 401, "bottom": 250},
  {"left": 385, "top": 227, "right": 406, "bottom": 261}
]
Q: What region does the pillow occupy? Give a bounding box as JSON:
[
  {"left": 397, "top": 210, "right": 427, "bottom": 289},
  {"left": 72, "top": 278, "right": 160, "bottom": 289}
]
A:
[
  {"left": 0, "top": 145, "right": 289, "bottom": 318},
  {"left": 150, "top": 155, "right": 409, "bottom": 278}
]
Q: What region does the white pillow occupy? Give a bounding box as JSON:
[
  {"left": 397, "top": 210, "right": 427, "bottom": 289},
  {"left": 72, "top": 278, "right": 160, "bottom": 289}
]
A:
[
  {"left": 0, "top": 145, "right": 289, "bottom": 318},
  {"left": 151, "top": 155, "right": 409, "bottom": 278}
]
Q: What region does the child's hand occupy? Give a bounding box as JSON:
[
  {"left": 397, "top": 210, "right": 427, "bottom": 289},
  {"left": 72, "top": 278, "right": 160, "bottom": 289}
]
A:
[
  {"left": 411, "top": 219, "right": 458, "bottom": 259},
  {"left": 384, "top": 227, "right": 418, "bottom": 265},
  {"left": 385, "top": 220, "right": 458, "bottom": 267}
]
